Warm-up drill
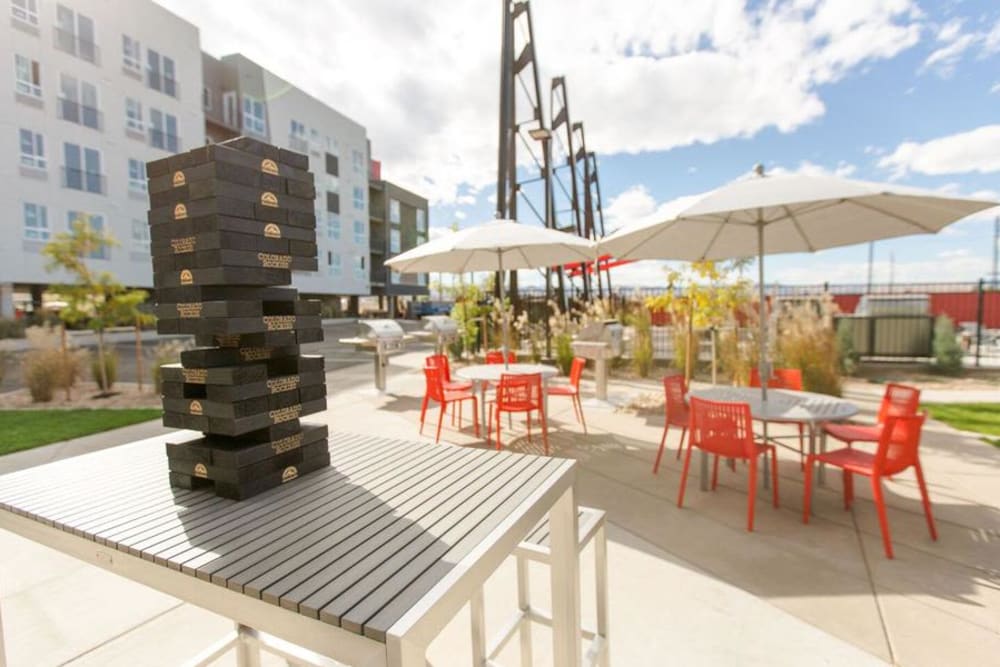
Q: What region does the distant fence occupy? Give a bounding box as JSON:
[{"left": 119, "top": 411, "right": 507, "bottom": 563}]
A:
[{"left": 517, "top": 280, "right": 1000, "bottom": 366}]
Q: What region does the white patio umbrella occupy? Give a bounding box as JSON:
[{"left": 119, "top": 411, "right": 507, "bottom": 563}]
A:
[
  {"left": 599, "top": 166, "right": 997, "bottom": 402},
  {"left": 385, "top": 219, "right": 596, "bottom": 366}
]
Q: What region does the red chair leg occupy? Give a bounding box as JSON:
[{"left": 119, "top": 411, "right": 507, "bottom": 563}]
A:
[
  {"left": 653, "top": 424, "right": 669, "bottom": 474},
  {"left": 495, "top": 406, "right": 503, "bottom": 451},
  {"left": 913, "top": 460, "right": 938, "bottom": 541},
  {"left": 676, "top": 442, "right": 693, "bottom": 508},
  {"left": 747, "top": 457, "right": 758, "bottom": 532},
  {"left": 487, "top": 404, "right": 493, "bottom": 446},
  {"left": 871, "top": 476, "right": 894, "bottom": 559},
  {"left": 798, "top": 423, "right": 805, "bottom": 471},
  {"left": 436, "top": 403, "right": 446, "bottom": 444},
  {"left": 419, "top": 395, "right": 429, "bottom": 435},
  {"left": 770, "top": 446, "right": 779, "bottom": 508},
  {"left": 576, "top": 396, "right": 587, "bottom": 434},
  {"left": 677, "top": 427, "right": 688, "bottom": 460},
  {"left": 526, "top": 410, "right": 532, "bottom": 444},
  {"left": 802, "top": 455, "right": 815, "bottom": 523},
  {"left": 711, "top": 455, "right": 720, "bottom": 491}
]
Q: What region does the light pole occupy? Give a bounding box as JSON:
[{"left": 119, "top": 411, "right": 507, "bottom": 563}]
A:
[{"left": 529, "top": 126, "right": 555, "bottom": 360}]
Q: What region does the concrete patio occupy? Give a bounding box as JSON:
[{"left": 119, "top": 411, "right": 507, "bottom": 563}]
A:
[{"left": 1, "top": 350, "right": 998, "bottom": 666}]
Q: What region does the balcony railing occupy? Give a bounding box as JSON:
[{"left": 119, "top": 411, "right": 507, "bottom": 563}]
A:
[
  {"left": 57, "top": 98, "right": 102, "bottom": 130},
  {"left": 61, "top": 167, "right": 105, "bottom": 194},
  {"left": 15, "top": 80, "right": 42, "bottom": 100},
  {"left": 149, "top": 128, "right": 180, "bottom": 153},
  {"left": 370, "top": 233, "right": 386, "bottom": 252},
  {"left": 53, "top": 27, "right": 99, "bottom": 65},
  {"left": 288, "top": 135, "right": 309, "bottom": 153}
]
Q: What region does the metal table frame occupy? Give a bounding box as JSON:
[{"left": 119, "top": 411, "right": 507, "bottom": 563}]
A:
[{"left": 0, "top": 433, "right": 582, "bottom": 667}]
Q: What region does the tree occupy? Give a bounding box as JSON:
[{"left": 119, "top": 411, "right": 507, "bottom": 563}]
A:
[
  {"left": 43, "top": 217, "right": 151, "bottom": 395},
  {"left": 645, "top": 260, "right": 752, "bottom": 382}
]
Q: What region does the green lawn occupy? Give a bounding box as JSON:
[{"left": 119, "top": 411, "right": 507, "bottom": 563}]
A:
[
  {"left": 922, "top": 403, "right": 1000, "bottom": 447},
  {"left": 0, "top": 409, "right": 161, "bottom": 456}
]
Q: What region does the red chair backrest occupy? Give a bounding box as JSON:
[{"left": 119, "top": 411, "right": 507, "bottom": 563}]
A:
[
  {"left": 568, "top": 357, "right": 586, "bottom": 388},
  {"left": 426, "top": 353, "right": 451, "bottom": 381},
  {"left": 663, "top": 374, "right": 688, "bottom": 424},
  {"left": 875, "top": 413, "right": 926, "bottom": 476},
  {"left": 485, "top": 350, "right": 506, "bottom": 364},
  {"left": 423, "top": 365, "right": 445, "bottom": 403},
  {"left": 497, "top": 373, "right": 542, "bottom": 409},
  {"left": 877, "top": 383, "right": 921, "bottom": 424},
  {"left": 749, "top": 367, "right": 802, "bottom": 390},
  {"left": 688, "top": 396, "right": 755, "bottom": 459}
]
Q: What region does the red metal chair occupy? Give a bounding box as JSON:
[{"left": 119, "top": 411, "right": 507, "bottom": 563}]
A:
[
  {"left": 485, "top": 349, "right": 517, "bottom": 364},
  {"left": 420, "top": 365, "right": 479, "bottom": 443},
  {"left": 425, "top": 354, "right": 473, "bottom": 392},
  {"left": 804, "top": 413, "right": 936, "bottom": 559},
  {"left": 823, "top": 382, "right": 921, "bottom": 447},
  {"left": 652, "top": 374, "right": 689, "bottom": 473},
  {"left": 488, "top": 373, "right": 548, "bottom": 454},
  {"left": 549, "top": 357, "right": 587, "bottom": 433},
  {"left": 677, "top": 397, "right": 779, "bottom": 532},
  {"left": 750, "top": 367, "right": 806, "bottom": 468}
]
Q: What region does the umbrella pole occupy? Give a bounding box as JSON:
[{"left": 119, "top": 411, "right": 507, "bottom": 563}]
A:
[
  {"left": 498, "top": 250, "right": 510, "bottom": 369},
  {"left": 758, "top": 220, "right": 768, "bottom": 405}
]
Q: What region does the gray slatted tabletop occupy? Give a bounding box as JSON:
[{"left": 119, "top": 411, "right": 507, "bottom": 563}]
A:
[{"left": 0, "top": 431, "right": 578, "bottom": 665}]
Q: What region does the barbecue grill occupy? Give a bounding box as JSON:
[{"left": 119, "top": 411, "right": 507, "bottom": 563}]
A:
[{"left": 572, "top": 319, "right": 624, "bottom": 401}]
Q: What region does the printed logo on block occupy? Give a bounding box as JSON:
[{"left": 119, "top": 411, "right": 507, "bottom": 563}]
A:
[
  {"left": 281, "top": 466, "right": 299, "bottom": 483},
  {"left": 264, "top": 223, "right": 281, "bottom": 239},
  {"left": 189, "top": 400, "right": 203, "bottom": 415},
  {"left": 193, "top": 463, "right": 208, "bottom": 478},
  {"left": 260, "top": 192, "right": 279, "bottom": 208},
  {"left": 173, "top": 203, "right": 188, "bottom": 220},
  {"left": 261, "top": 158, "right": 279, "bottom": 175},
  {"left": 179, "top": 269, "right": 193, "bottom": 285},
  {"left": 172, "top": 170, "right": 186, "bottom": 187}
]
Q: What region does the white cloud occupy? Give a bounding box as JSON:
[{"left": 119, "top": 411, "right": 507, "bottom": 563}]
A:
[
  {"left": 155, "top": 0, "right": 922, "bottom": 204},
  {"left": 991, "top": 82, "right": 1000, "bottom": 94},
  {"left": 428, "top": 225, "right": 456, "bottom": 242},
  {"left": 453, "top": 210, "right": 467, "bottom": 221},
  {"left": 766, "top": 159, "right": 857, "bottom": 178},
  {"left": 921, "top": 16, "right": 1000, "bottom": 77},
  {"left": 878, "top": 125, "right": 1000, "bottom": 177}
]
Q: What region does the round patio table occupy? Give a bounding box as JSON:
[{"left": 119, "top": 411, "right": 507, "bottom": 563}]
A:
[
  {"left": 688, "top": 386, "right": 858, "bottom": 496},
  {"left": 455, "top": 363, "right": 560, "bottom": 436}
]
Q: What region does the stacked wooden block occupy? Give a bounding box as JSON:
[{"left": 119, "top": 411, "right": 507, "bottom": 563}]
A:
[{"left": 146, "top": 136, "right": 329, "bottom": 500}]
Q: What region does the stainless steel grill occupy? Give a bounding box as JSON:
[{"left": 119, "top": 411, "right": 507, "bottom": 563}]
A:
[
  {"left": 340, "top": 319, "right": 407, "bottom": 392},
  {"left": 577, "top": 319, "right": 624, "bottom": 357},
  {"left": 422, "top": 315, "right": 459, "bottom": 353}
]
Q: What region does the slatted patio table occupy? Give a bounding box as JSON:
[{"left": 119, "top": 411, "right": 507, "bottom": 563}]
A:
[
  {"left": 0, "top": 431, "right": 581, "bottom": 667},
  {"left": 688, "top": 386, "right": 858, "bottom": 497}
]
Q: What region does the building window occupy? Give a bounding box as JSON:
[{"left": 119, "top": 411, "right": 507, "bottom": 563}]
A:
[
  {"left": 289, "top": 119, "right": 307, "bottom": 152},
  {"left": 353, "top": 219, "right": 365, "bottom": 245},
  {"left": 55, "top": 5, "right": 97, "bottom": 64},
  {"left": 63, "top": 143, "right": 103, "bottom": 194},
  {"left": 122, "top": 35, "right": 141, "bottom": 74},
  {"left": 328, "top": 253, "right": 342, "bottom": 277},
  {"left": 145, "top": 49, "right": 175, "bottom": 96},
  {"left": 202, "top": 86, "right": 211, "bottom": 111},
  {"left": 326, "top": 213, "right": 340, "bottom": 240},
  {"left": 354, "top": 255, "right": 365, "bottom": 280},
  {"left": 326, "top": 174, "right": 339, "bottom": 193},
  {"left": 353, "top": 186, "right": 365, "bottom": 211},
  {"left": 417, "top": 273, "right": 427, "bottom": 286},
  {"left": 11, "top": 0, "right": 38, "bottom": 25},
  {"left": 325, "top": 152, "right": 339, "bottom": 176},
  {"left": 416, "top": 208, "right": 426, "bottom": 232},
  {"left": 310, "top": 128, "right": 321, "bottom": 153},
  {"left": 162, "top": 56, "right": 176, "bottom": 97},
  {"left": 131, "top": 219, "right": 149, "bottom": 252},
  {"left": 389, "top": 198, "right": 401, "bottom": 224},
  {"left": 241, "top": 95, "right": 266, "bottom": 136},
  {"left": 14, "top": 54, "right": 41, "bottom": 98},
  {"left": 390, "top": 228, "right": 401, "bottom": 253},
  {"left": 67, "top": 212, "right": 108, "bottom": 259},
  {"left": 326, "top": 192, "right": 339, "bottom": 214},
  {"left": 390, "top": 271, "right": 399, "bottom": 285},
  {"left": 19, "top": 129, "right": 45, "bottom": 169},
  {"left": 352, "top": 149, "right": 364, "bottom": 173},
  {"left": 326, "top": 136, "right": 338, "bottom": 154},
  {"left": 149, "top": 108, "right": 179, "bottom": 152},
  {"left": 125, "top": 97, "right": 143, "bottom": 132},
  {"left": 23, "top": 203, "right": 48, "bottom": 241},
  {"left": 58, "top": 75, "right": 100, "bottom": 130},
  {"left": 128, "top": 158, "right": 146, "bottom": 192}
]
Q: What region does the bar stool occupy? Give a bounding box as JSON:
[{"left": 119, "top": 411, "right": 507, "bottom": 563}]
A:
[{"left": 472, "top": 506, "right": 609, "bottom": 666}]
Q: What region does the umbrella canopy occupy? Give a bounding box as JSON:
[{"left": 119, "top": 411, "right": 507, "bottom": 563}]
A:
[
  {"left": 599, "top": 170, "right": 996, "bottom": 261},
  {"left": 386, "top": 219, "right": 596, "bottom": 366},
  {"left": 598, "top": 168, "right": 996, "bottom": 405}
]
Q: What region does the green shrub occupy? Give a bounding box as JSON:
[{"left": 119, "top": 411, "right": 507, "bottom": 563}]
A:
[
  {"left": 836, "top": 318, "right": 859, "bottom": 375},
  {"left": 91, "top": 351, "right": 118, "bottom": 391},
  {"left": 932, "top": 315, "right": 963, "bottom": 375},
  {"left": 0, "top": 318, "right": 26, "bottom": 339},
  {"left": 773, "top": 299, "right": 842, "bottom": 396},
  {"left": 23, "top": 349, "right": 63, "bottom": 402},
  {"left": 555, "top": 333, "right": 574, "bottom": 375},
  {"left": 629, "top": 308, "right": 654, "bottom": 378}
]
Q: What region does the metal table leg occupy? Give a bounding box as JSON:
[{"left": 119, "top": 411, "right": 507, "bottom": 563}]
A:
[
  {"left": 818, "top": 426, "right": 827, "bottom": 486},
  {"left": 699, "top": 450, "right": 709, "bottom": 491},
  {"left": 548, "top": 485, "right": 581, "bottom": 667}
]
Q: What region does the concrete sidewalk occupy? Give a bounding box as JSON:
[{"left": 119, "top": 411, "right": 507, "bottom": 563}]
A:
[{"left": 1, "top": 351, "right": 998, "bottom": 665}]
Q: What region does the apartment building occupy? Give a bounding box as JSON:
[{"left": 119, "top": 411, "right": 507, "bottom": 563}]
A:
[
  {"left": 369, "top": 159, "right": 429, "bottom": 317},
  {"left": 0, "top": 0, "right": 203, "bottom": 316},
  {"left": 201, "top": 52, "right": 371, "bottom": 301}
]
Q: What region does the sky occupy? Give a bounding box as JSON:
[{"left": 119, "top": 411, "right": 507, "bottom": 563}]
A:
[{"left": 156, "top": 0, "right": 1000, "bottom": 288}]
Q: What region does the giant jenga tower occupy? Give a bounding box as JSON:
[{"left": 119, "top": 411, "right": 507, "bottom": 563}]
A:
[{"left": 146, "top": 137, "right": 329, "bottom": 500}]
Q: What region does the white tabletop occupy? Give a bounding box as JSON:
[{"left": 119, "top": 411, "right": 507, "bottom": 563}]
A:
[
  {"left": 689, "top": 386, "right": 858, "bottom": 424},
  {"left": 455, "top": 363, "right": 559, "bottom": 383}
]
